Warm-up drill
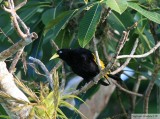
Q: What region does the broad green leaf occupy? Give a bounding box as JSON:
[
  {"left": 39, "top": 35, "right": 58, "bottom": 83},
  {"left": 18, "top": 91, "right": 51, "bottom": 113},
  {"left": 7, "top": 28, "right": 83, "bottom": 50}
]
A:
[
  {"left": 105, "top": 0, "right": 128, "bottom": 14},
  {"left": 44, "top": 10, "right": 77, "bottom": 35},
  {"left": 54, "top": 29, "right": 73, "bottom": 48},
  {"left": 107, "top": 11, "right": 134, "bottom": 35},
  {"left": 108, "top": 12, "right": 126, "bottom": 33},
  {"left": 41, "top": 8, "right": 55, "bottom": 25},
  {"left": 78, "top": 3, "right": 102, "bottom": 48},
  {"left": 128, "top": 2, "right": 160, "bottom": 24},
  {"left": 43, "top": 10, "right": 77, "bottom": 43},
  {"left": 43, "top": 10, "right": 77, "bottom": 44}
]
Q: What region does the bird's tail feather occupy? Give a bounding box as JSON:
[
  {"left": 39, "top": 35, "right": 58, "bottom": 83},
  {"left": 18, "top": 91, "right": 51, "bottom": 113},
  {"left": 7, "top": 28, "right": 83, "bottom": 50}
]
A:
[
  {"left": 98, "top": 79, "right": 110, "bottom": 86},
  {"left": 107, "top": 74, "right": 122, "bottom": 83},
  {"left": 98, "top": 74, "right": 122, "bottom": 86}
]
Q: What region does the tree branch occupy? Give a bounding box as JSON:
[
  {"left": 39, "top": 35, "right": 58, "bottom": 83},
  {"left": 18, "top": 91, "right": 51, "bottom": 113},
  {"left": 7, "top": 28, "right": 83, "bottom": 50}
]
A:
[
  {"left": 15, "top": 0, "right": 27, "bottom": 11},
  {"left": 117, "top": 42, "right": 160, "bottom": 59},
  {"left": 143, "top": 65, "right": 160, "bottom": 113},
  {"left": 0, "top": 61, "right": 31, "bottom": 118},
  {"left": 9, "top": 48, "right": 24, "bottom": 73},
  {"left": 0, "top": 0, "right": 38, "bottom": 118},
  {"left": 112, "top": 39, "right": 139, "bottom": 74},
  {"left": 50, "top": 61, "right": 62, "bottom": 74},
  {"left": 102, "top": 22, "right": 138, "bottom": 75},
  {"left": 0, "top": 34, "right": 37, "bottom": 61},
  {"left": 29, "top": 57, "right": 53, "bottom": 90},
  {"left": 71, "top": 23, "right": 141, "bottom": 97}
]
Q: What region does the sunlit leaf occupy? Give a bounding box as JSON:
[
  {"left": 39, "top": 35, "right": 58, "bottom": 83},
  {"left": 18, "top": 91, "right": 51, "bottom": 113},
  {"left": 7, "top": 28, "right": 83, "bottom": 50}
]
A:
[{"left": 104, "top": 0, "right": 128, "bottom": 14}]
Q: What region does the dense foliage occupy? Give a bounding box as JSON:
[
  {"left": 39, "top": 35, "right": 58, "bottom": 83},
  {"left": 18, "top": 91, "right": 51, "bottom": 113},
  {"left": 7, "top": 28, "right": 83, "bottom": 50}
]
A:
[{"left": 0, "top": 0, "right": 160, "bottom": 118}]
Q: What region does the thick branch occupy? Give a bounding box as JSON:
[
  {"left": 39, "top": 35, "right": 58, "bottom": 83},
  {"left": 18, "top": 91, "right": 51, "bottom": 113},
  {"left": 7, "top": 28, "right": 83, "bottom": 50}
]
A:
[
  {"left": 0, "top": 0, "right": 37, "bottom": 118},
  {"left": 0, "top": 33, "right": 37, "bottom": 61},
  {"left": 0, "top": 62, "right": 31, "bottom": 118}
]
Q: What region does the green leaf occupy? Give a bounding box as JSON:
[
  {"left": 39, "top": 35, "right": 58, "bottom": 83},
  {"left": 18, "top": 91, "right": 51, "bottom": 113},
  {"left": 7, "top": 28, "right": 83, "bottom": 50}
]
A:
[
  {"left": 60, "top": 100, "right": 87, "bottom": 119},
  {"left": 128, "top": 2, "right": 160, "bottom": 24},
  {"left": 78, "top": 3, "right": 102, "bottom": 48},
  {"left": 41, "top": 8, "right": 55, "bottom": 25},
  {"left": 57, "top": 108, "right": 68, "bottom": 119},
  {"left": 0, "top": 115, "right": 9, "bottom": 119},
  {"left": 44, "top": 10, "right": 77, "bottom": 35},
  {"left": 107, "top": 12, "right": 126, "bottom": 33},
  {"left": 105, "top": 0, "right": 128, "bottom": 14}
]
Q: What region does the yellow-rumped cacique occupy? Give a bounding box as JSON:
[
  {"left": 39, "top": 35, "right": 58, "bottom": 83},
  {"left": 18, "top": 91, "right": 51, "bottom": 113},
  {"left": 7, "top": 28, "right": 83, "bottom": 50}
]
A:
[{"left": 50, "top": 48, "right": 121, "bottom": 86}]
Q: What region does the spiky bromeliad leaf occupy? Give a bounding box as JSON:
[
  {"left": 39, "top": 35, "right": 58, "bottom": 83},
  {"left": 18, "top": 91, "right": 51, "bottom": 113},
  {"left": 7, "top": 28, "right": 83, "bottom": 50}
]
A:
[
  {"left": 78, "top": 3, "right": 102, "bottom": 48},
  {"left": 60, "top": 100, "right": 88, "bottom": 119}
]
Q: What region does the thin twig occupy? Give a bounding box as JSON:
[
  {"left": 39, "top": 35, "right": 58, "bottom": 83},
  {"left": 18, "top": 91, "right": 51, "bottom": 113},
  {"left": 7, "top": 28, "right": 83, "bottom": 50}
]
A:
[
  {"left": 117, "top": 90, "right": 128, "bottom": 119},
  {"left": 9, "top": 0, "right": 15, "bottom": 9},
  {"left": 111, "top": 39, "right": 139, "bottom": 75},
  {"left": 115, "top": 31, "right": 129, "bottom": 58},
  {"left": 2, "top": 2, "right": 26, "bottom": 39},
  {"left": 117, "top": 42, "right": 160, "bottom": 59},
  {"left": 71, "top": 73, "right": 143, "bottom": 97},
  {"left": 50, "top": 61, "right": 62, "bottom": 74},
  {"left": 71, "top": 80, "right": 95, "bottom": 96},
  {"left": 9, "top": 47, "right": 24, "bottom": 73},
  {"left": 0, "top": 28, "right": 14, "bottom": 44},
  {"left": 132, "top": 77, "right": 142, "bottom": 112},
  {"left": 60, "top": 62, "right": 66, "bottom": 90},
  {"left": 102, "top": 7, "right": 111, "bottom": 23},
  {"left": 157, "top": 86, "right": 160, "bottom": 113},
  {"left": 2, "top": 0, "right": 31, "bottom": 39},
  {"left": 29, "top": 57, "right": 53, "bottom": 90},
  {"left": 16, "top": 14, "right": 30, "bottom": 35},
  {"left": 149, "top": 21, "right": 159, "bottom": 44},
  {"left": 50, "top": 40, "right": 59, "bottom": 51},
  {"left": 143, "top": 65, "right": 160, "bottom": 113},
  {"left": 28, "top": 63, "right": 46, "bottom": 77},
  {"left": 101, "top": 40, "right": 109, "bottom": 61},
  {"left": 111, "top": 79, "right": 143, "bottom": 97},
  {"left": 15, "top": 0, "right": 27, "bottom": 11},
  {"left": 102, "top": 22, "right": 138, "bottom": 75},
  {"left": 114, "top": 22, "right": 138, "bottom": 61}
]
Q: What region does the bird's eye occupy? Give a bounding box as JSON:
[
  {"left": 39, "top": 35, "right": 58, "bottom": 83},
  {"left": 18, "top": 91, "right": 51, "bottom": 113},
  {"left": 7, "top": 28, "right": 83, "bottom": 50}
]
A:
[{"left": 59, "top": 51, "right": 62, "bottom": 54}]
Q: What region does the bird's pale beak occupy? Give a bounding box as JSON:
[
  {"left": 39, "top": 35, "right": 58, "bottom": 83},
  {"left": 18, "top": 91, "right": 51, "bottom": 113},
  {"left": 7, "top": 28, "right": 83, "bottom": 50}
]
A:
[{"left": 50, "top": 53, "right": 59, "bottom": 60}]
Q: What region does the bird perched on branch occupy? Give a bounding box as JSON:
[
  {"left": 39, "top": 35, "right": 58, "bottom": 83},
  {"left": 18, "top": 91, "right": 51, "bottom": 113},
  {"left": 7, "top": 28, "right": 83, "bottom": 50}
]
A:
[{"left": 50, "top": 48, "right": 121, "bottom": 86}]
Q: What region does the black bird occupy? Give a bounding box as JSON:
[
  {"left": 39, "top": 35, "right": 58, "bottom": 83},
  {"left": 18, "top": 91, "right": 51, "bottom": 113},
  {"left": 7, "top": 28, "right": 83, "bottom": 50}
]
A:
[{"left": 50, "top": 48, "right": 121, "bottom": 86}]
